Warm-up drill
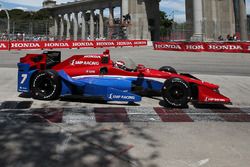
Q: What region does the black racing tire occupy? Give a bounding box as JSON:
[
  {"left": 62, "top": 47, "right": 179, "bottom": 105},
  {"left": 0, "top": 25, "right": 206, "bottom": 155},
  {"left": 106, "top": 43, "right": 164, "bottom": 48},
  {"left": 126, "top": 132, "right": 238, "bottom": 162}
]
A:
[
  {"left": 159, "top": 66, "right": 177, "bottom": 74},
  {"left": 162, "top": 78, "right": 191, "bottom": 107},
  {"left": 30, "top": 70, "right": 61, "bottom": 100}
]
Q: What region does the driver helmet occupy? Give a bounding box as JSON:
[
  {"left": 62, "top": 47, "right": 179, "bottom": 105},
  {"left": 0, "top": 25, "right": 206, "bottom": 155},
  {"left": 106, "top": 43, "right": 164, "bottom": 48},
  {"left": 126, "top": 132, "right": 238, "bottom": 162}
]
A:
[
  {"left": 115, "top": 61, "right": 126, "bottom": 69},
  {"left": 137, "top": 64, "right": 145, "bottom": 70}
]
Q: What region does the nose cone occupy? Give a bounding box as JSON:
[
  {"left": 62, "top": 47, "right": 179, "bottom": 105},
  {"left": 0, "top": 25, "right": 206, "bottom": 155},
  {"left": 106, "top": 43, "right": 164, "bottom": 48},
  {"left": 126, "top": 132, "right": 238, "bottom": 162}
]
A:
[
  {"left": 223, "top": 96, "right": 232, "bottom": 104},
  {"left": 203, "top": 82, "right": 219, "bottom": 89},
  {"left": 198, "top": 85, "right": 231, "bottom": 104}
]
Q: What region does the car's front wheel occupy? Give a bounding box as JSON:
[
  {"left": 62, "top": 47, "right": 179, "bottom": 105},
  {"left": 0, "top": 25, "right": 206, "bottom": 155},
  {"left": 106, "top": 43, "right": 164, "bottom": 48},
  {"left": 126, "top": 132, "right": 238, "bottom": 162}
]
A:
[
  {"left": 162, "top": 78, "right": 191, "bottom": 107},
  {"left": 30, "top": 70, "right": 61, "bottom": 100}
]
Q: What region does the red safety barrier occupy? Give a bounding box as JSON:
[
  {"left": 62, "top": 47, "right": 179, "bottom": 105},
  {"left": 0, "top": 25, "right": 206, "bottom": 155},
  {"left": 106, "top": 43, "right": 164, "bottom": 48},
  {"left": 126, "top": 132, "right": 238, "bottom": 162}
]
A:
[
  {"left": 0, "top": 41, "right": 10, "bottom": 50},
  {"left": 154, "top": 42, "right": 250, "bottom": 53},
  {"left": 0, "top": 40, "right": 148, "bottom": 51},
  {"left": 10, "top": 41, "right": 43, "bottom": 50}
]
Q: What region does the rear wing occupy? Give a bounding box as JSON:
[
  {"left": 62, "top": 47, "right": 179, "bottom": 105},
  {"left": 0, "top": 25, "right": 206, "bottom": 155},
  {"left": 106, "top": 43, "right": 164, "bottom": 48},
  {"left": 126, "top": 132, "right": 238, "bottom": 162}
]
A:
[{"left": 19, "top": 51, "right": 61, "bottom": 70}]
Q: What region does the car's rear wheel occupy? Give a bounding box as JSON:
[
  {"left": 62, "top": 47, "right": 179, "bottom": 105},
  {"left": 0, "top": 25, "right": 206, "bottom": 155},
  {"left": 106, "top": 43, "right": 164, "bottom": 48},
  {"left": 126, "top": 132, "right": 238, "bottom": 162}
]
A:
[
  {"left": 162, "top": 78, "right": 191, "bottom": 107},
  {"left": 30, "top": 70, "right": 61, "bottom": 100},
  {"left": 159, "top": 66, "right": 177, "bottom": 74}
]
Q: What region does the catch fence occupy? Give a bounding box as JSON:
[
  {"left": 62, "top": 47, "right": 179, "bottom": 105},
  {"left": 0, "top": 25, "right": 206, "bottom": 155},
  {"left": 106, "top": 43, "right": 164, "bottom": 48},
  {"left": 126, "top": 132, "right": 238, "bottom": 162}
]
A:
[
  {"left": 0, "top": 18, "right": 128, "bottom": 41},
  {"left": 0, "top": 19, "right": 249, "bottom": 42},
  {"left": 160, "top": 21, "right": 250, "bottom": 42}
]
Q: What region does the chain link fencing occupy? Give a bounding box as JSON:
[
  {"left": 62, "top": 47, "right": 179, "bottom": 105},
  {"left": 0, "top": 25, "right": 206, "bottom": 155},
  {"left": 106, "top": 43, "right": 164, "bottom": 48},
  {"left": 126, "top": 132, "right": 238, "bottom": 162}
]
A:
[
  {"left": 0, "top": 18, "right": 128, "bottom": 41},
  {"left": 0, "top": 18, "right": 54, "bottom": 41},
  {"left": 160, "top": 21, "right": 250, "bottom": 42},
  {"left": 0, "top": 18, "right": 249, "bottom": 41}
]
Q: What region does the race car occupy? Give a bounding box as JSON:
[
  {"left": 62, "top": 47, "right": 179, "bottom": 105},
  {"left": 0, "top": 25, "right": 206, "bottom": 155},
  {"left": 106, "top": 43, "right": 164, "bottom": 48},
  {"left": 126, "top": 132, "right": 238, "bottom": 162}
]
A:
[{"left": 17, "top": 50, "right": 231, "bottom": 107}]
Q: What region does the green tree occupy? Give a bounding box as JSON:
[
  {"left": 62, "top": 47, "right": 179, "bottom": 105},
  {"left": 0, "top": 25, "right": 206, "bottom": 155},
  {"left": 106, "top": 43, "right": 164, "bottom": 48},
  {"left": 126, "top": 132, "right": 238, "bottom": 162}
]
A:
[
  {"left": 33, "top": 9, "right": 51, "bottom": 20},
  {"left": 0, "top": 9, "right": 52, "bottom": 35},
  {"left": 160, "top": 11, "right": 174, "bottom": 38},
  {"left": 160, "top": 11, "right": 173, "bottom": 28},
  {"left": 0, "top": 9, "right": 51, "bottom": 20}
]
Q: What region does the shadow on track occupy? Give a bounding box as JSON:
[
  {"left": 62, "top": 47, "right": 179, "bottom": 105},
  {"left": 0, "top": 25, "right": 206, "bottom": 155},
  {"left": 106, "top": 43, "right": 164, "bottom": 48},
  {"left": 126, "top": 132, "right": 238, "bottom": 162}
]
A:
[
  {"left": 18, "top": 93, "right": 140, "bottom": 107},
  {"left": 0, "top": 121, "right": 160, "bottom": 167},
  {"left": 159, "top": 99, "right": 230, "bottom": 110},
  {"left": 60, "top": 95, "right": 140, "bottom": 106}
]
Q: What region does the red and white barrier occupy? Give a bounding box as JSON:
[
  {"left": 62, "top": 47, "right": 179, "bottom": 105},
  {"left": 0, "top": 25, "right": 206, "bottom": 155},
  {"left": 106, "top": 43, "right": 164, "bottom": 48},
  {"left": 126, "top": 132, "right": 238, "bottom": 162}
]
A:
[
  {"left": 154, "top": 42, "right": 250, "bottom": 53},
  {"left": 0, "top": 41, "right": 10, "bottom": 50},
  {"left": 0, "top": 40, "right": 148, "bottom": 51}
]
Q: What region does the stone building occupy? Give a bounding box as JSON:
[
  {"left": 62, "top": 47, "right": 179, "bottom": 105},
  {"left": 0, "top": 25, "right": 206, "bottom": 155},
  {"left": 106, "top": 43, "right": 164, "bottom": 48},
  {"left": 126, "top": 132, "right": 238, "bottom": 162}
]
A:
[
  {"left": 42, "top": 0, "right": 161, "bottom": 41},
  {"left": 43, "top": 0, "right": 56, "bottom": 8},
  {"left": 186, "top": 0, "right": 248, "bottom": 41}
]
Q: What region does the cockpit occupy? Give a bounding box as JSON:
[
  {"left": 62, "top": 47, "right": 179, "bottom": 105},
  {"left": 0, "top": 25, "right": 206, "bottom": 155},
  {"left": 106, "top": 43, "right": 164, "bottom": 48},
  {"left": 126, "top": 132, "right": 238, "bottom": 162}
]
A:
[{"left": 114, "top": 60, "right": 145, "bottom": 72}]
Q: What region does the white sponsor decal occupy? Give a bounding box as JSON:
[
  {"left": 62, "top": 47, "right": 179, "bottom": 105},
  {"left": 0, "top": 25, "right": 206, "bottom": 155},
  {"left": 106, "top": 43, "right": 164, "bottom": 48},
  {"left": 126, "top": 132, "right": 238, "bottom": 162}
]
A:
[
  {"left": 96, "top": 42, "right": 115, "bottom": 46},
  {"left": 20, "top": 74, "right": 28, "bottom": 84},
  {"left": 208, "top": 45, "right": 243, "bottom": 50},
  {"left": 83, "top": 55, "right": 101, "bottom": 58},
  {"left": 44, "top": 42, "right": 69, "bottom": 47},
  {"left": 186, "top": 45, "right": 204, "bottom": 50},
  {"left": 134, "top": 41, "right": 147, "bottom": 45},
  {"left": 72, "top": 42, "right": 94, "bottom": 47},
  {"left": 205, "top": 97, "right": 225, "bottom": 102},
  {"left": 0, "top": 43, "right": 7, "bottom": 48},
  {"left": 109, "top": 93, "right": 135, "bottom": 100},
  {"left": 11, "top": 43, "right": 40, "bottom": 48},
  {"left": 71, "top": 60, "right": 99, "bottom": 66},
  {"left": 19, "top": 86, "right": 28, "bottom": 90},
  {"left": 86, "top": 70, "right": 96, "bottom": 74},
  {"left": 116, "top": 41, "right": 133, "bottom": 46},
  {"left": 248, "top": 46, "right": 250, "bottom": 51},
  {"left": 156, "top": 44, "right": 182, "bottom": 50}
]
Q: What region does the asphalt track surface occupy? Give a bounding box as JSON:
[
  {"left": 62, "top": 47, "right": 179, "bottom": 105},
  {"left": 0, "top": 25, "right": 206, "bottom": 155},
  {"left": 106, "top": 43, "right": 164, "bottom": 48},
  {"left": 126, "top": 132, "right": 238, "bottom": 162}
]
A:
[
  {"left": 1, "top": 47, "right": 250, "bottom": 167},
  {"left": 0, "top": 47, "right": 250, "bottom": 107}
]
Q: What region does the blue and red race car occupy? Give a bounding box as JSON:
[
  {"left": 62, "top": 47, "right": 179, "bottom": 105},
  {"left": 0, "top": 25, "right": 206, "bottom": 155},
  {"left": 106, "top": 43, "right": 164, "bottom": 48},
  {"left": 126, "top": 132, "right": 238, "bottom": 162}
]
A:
[{"left": 17, "top": 50, "right": 231, "bottom": 107}]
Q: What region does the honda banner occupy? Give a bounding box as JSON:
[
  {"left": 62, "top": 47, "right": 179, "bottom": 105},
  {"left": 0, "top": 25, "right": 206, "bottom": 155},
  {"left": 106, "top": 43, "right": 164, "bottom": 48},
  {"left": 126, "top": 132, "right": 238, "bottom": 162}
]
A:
[
  {"left": 154, "top": 42, "right": 250, "bottom": 53},
  {"left": 0, "top": 40, "right": 147, "bottom": 51},
  {"left": 0, "top": 41, "right": 9, "bottom": 50}
]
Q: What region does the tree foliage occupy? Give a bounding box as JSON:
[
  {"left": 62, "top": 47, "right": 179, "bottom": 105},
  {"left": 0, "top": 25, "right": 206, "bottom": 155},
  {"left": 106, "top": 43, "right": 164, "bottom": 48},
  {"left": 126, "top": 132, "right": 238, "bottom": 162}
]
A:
[
  {"left": 0, "top": 9, "right": 52, "bottom": 35},
  {"left": 160, "top": 11, "right": 174, "bottom": 37},
  {"left": 160, "top": 11, "right": 173, "bottom": 28},
  {"left": 0, "top": 9, "right": 51, "bottom": 20}
]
